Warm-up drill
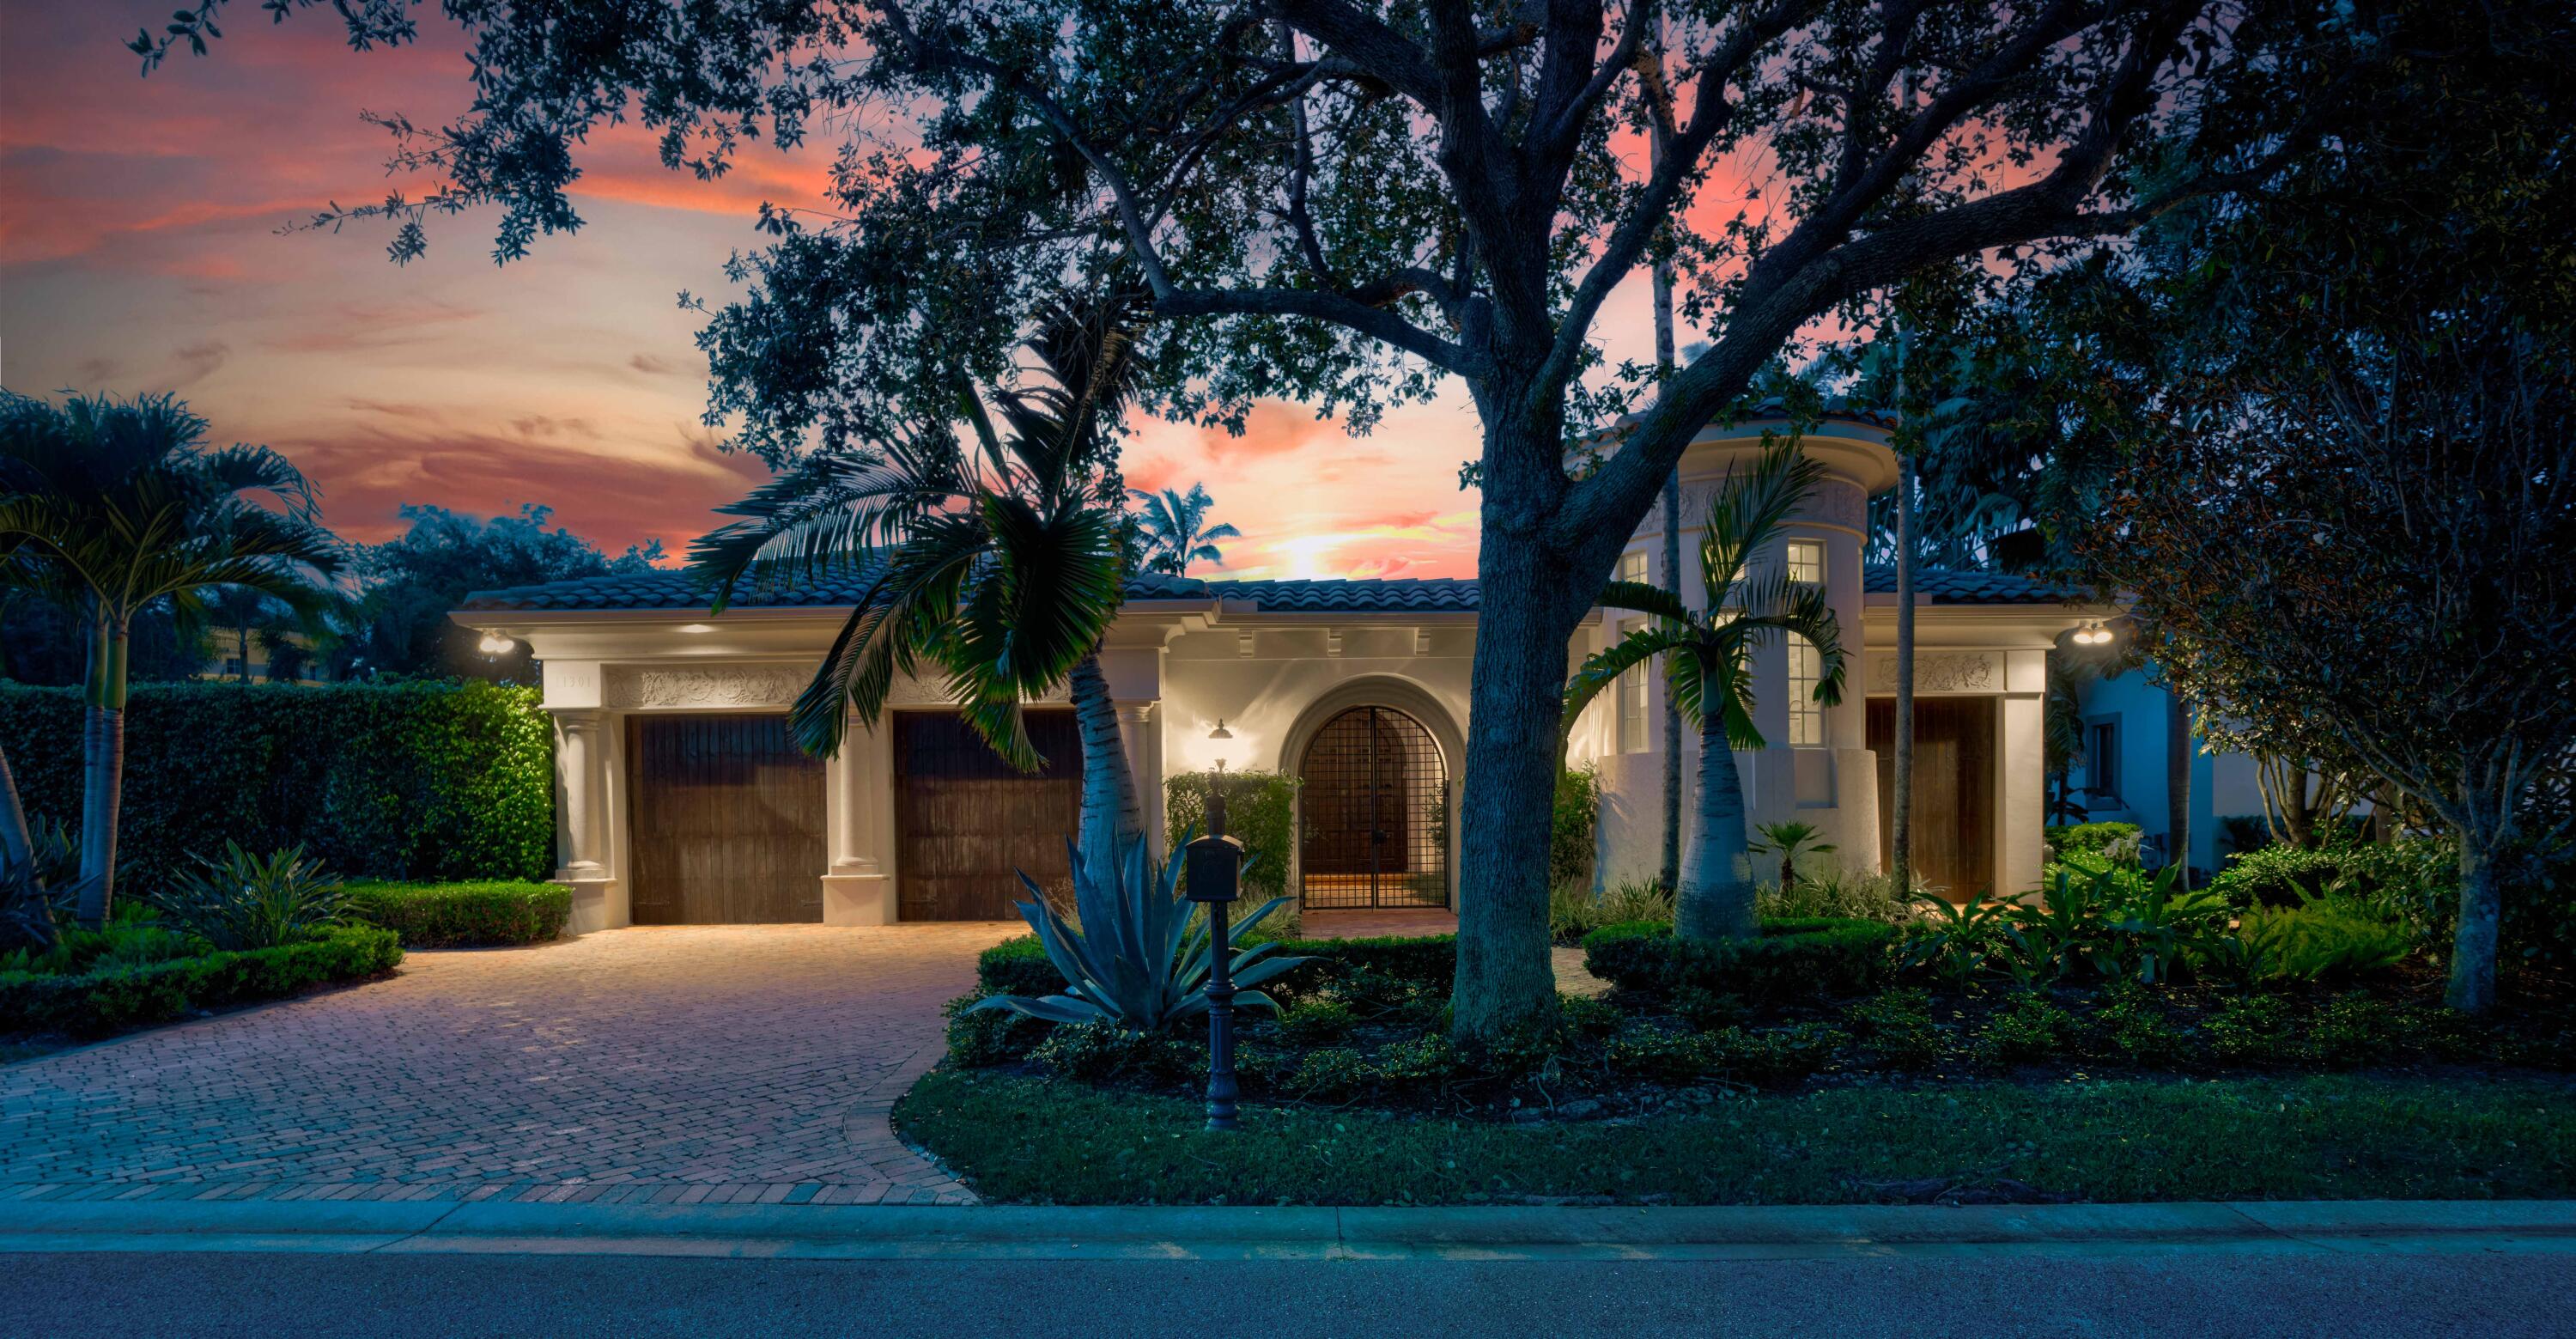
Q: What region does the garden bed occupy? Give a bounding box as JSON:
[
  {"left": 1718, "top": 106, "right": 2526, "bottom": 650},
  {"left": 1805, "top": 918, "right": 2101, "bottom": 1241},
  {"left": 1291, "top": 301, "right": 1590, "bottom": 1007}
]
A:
[{"left": 0, "top": 924, "right": 403, "bottom": 1041}]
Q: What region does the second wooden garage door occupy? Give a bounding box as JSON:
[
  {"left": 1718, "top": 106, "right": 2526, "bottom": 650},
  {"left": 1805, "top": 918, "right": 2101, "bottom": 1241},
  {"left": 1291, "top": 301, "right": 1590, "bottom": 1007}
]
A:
[
  {"left": 895, "top": 709, "right": 1084, "bottom": 922},
  {"left": 627, "top": 714, "right": 825, "bottom": 923},
  {"left": 1868, "top": 696, "right": 1998, "bottom": 899}
]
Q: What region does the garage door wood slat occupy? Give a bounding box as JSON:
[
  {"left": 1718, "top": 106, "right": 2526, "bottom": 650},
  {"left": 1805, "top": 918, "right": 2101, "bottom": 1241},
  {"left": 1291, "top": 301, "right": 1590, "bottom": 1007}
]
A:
[
  {"left": 627, "top": 713, "right": 826, "bottom": 924},
  {"left": 895, "top": 709, "right": 1083, "bottom": 922}
]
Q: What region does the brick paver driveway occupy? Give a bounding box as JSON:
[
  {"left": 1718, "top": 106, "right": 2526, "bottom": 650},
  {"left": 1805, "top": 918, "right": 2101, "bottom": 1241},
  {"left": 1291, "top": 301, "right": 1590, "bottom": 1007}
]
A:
[{"left": 0, "top": 923, "right": 1018, "bottom": 1208}]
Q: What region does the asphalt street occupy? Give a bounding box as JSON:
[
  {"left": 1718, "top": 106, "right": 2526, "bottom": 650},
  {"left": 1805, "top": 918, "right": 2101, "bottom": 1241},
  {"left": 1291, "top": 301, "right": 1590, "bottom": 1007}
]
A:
[{"left": 4, "top": 1248, "right": 2572, "bottom": 1337}]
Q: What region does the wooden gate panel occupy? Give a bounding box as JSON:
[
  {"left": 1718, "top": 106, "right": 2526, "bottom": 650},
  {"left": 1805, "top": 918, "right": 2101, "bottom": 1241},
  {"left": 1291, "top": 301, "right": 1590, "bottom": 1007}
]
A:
[
  {"left": 1297, "top": 706, "right": 1450, "bottom": 910},
  {"left": 894, "top": 710, "right": 1083, "bottom": 922},
  {"left": 627, "top": 714, "right": 826, "bottom": 924},
  {"left": 1868, "top": 697, "right": 1998, "bottom": 898}
]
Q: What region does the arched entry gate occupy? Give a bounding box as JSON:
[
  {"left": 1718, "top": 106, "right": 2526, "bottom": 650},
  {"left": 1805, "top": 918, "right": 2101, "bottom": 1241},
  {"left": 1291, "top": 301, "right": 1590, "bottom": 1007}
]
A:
[{"left": 1297, "top": 705, "right": 1451, "bottom": 910}]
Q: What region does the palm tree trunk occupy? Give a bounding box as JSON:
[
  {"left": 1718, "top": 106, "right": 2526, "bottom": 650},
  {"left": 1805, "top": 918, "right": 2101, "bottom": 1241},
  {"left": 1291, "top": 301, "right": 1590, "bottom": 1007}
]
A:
[
  {"left": 1893, "top": 451, "right": 1917, "bottom": 893},
  {"left": 77, "top": 612, "right": 130, "bottom": 926},
  {"left": 2166, "top": 687, "right": 2193, "bottom": 889},
  {"left": 0, "top": 739, "right": 31, "bottom": 874},
  {"left": 1066, "top": 650, "right": 1144, "bottom": 880},
  {"left": 1675, "top": 715, "right": 1757, "bottom": 940},
  {"left": 1649, "top": 112, "right": 1684, "bottom": 896}
]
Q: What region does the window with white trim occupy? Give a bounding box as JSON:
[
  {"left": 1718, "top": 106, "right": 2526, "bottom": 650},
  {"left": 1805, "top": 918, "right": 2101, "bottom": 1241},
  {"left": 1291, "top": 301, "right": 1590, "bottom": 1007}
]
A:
[
  {"left": 1786, "top": 633, "right": 1825, "bottom": 746},
  {"left": 1785, "top": 539, "right": 1825, "bottom": 584},
  {"left": 1614, "top": 551, "right": 1652, "bottom": 753}
]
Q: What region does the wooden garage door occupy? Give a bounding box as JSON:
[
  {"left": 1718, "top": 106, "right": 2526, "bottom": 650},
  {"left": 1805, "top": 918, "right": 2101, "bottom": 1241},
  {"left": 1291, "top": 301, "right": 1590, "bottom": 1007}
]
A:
[
  {"left": 627, "top": 714, "right": 825, "bottom": 924},
  {"left": 895, "top": 709, "right": 1083, "bottom": 922},
  {"left": 1868, "top": 697, "right": 1998, "bottom": 899}
]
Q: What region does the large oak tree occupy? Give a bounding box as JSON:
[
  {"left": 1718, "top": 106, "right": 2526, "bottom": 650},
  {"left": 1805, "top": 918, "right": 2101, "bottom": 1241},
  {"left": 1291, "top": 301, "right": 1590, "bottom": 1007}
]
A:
[{"left": 156, "top": 0, "right": 2376, "bottom": 1038}]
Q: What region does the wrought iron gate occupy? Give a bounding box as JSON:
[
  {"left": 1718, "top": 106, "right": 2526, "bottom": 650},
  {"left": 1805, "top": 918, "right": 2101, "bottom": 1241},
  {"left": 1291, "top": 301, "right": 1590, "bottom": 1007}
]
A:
[{"left": 1297, "top": 705, "right": 1450, "bottom": 910}]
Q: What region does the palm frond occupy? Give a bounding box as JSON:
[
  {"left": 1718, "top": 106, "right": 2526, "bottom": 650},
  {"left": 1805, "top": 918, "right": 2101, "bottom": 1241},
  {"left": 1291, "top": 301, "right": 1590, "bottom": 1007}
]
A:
[
  {"left": 1596, "top": 579, "right": 1690, "bottom": 624},
  {"left": 1564, "top": 624, "right": 1694, "bottom": 733}
]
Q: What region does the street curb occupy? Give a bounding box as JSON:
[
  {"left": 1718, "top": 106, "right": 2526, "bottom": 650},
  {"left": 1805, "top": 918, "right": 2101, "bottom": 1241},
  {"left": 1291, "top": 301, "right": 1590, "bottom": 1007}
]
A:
[{"left": 3, "top": 1199, "right": 2573, "bottom": 1260}]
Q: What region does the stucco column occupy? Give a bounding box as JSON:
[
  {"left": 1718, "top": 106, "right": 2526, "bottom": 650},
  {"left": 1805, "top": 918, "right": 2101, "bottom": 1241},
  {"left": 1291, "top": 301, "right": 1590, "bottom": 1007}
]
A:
[
  {"left": 548, "top": 704, "right": 625, "bottom": 934},
  {"left": 822, "top": 711, "right": 897, "bottom": 925},
  {"left": 552, "top": 709, "right": 608, "bottom": 879},
  {"left": 1117, "top": 701, "right": 1162, "bottom": 852}
]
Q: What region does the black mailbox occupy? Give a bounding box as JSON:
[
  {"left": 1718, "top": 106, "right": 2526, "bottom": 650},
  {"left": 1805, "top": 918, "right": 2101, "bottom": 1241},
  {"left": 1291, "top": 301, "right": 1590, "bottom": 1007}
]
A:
[{"left": 1183, "top": 834, "right": 1246, "bottom": 904}]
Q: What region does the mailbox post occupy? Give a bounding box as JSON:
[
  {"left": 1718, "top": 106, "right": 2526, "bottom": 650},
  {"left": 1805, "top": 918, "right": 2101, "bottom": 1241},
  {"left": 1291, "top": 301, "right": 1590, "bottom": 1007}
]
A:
[{"left": 1184, "top": 785, "right": 1248, "bottom": 1132}]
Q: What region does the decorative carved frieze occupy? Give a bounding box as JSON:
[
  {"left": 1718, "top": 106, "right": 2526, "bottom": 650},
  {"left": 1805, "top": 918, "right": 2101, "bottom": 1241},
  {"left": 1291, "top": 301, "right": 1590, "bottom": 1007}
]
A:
[
  {"left": 606, "top": 666, "right": 811, "bottom": 709},
  {"left": 1868, "top": 652, "right": 1998, "bottom": 693}
]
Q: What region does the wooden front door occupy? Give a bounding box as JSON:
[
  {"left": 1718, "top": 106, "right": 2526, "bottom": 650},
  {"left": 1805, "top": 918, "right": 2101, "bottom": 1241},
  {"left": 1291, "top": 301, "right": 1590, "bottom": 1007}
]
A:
[
  {"left": 626, "top": 714, "right": 826, "bottom": 923},
  {"left": 893, "top": 709, "right": 1083, "bottom": 922},
  {"left": 1868, "top": 696, "right": 1998, "bottom": 898}
]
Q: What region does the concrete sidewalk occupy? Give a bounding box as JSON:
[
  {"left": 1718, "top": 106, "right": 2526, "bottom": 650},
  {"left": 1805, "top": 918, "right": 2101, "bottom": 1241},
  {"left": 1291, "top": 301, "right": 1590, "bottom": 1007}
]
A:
[{"left": 2, "top": 1197, "right": 2571, "bottom": 1262}]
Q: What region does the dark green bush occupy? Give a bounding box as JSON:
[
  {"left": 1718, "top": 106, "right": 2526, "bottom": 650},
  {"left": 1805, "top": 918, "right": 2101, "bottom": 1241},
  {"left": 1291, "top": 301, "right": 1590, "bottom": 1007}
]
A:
[
  {"left": 1580, "top": 918, "right": 1895, "bottom": 1001},
  {"left": 2205, "top": 995, "right": 2294, "bottom": 1064},
  {"left": 1605, "top": 1020, "right": 1848, "bottom": 1082},
  {"left": 1277, "top": 998, "right": 1358, "bottom": 1046},
  {"left": 1165, "top": 770, "right": 1301, "bottom": 904},
  {"left": 944, "top": 995, "right": 1040, "bottom": 1068},
  {"left": 0, "top": 681, "right": 551, "bottom": 888},
  {"left": 1844, "top": 988, "right": 1946, "bottom": 1068},
  {"left": 346, "top": 879, "right": 571, "bottom": 947},
  {"left": 0, "top": 925, "right": 402, "bottom": 1037},
  {"left": 2092, "top": 985, "right": 2194, "bottom": 1066},
  {"left": 1978, "top": 992, "right": 2076, "bottom": 1066},
  {"left": 2045, "top": 822, "right": 2142, "bottom": 861},
  {"left": 1551, "top": 765, "right": 1601, "bottom": 890}
]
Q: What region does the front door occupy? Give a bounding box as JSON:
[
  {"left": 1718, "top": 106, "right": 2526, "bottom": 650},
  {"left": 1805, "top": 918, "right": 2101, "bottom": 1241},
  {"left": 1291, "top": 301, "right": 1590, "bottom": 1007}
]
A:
[
  {"left": 1868, "top": 696, "right": 1998, "bottom": 898},
  {"left": 626, "top": 713, "right": 826, "bottom": 923},
  {"left": 1297, "top": 705, "right": 1450, "bottom": 910}
]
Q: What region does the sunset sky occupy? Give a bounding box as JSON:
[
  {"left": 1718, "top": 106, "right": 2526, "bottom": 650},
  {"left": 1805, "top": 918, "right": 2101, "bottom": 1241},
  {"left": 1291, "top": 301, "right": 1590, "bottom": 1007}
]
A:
[{"left": 0, "top": 4, "right": 1698, "bottom": 581}]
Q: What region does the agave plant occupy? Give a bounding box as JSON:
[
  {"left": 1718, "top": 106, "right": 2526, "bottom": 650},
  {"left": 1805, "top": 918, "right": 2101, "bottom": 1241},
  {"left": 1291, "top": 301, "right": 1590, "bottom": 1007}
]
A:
[
  {"left": 151, "top": 842, "right": 347, "bottom": 952},
  {"left": 972, "top": 833, "right": 1309, "bottom": 1032}
]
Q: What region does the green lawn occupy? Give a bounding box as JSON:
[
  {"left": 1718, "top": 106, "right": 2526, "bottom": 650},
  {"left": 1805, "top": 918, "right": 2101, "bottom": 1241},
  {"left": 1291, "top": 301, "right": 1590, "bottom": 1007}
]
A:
[{"left": 897, "top": 1068, "right": 2576, "bottom": 1206}]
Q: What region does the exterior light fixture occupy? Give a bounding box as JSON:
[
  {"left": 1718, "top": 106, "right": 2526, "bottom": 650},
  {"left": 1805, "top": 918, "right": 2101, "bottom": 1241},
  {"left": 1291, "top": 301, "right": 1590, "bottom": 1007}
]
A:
[
  {"left": 477, "top": 632, "right": 516, "bottom": 655},
  {"left": 2071, "top": 622, "right": 2113, "bottom": 646},
  {"left": 1207, "top": 719, "right": 1233, "bottom": 739},
  {"left": 675, "top": 623, "right": 716, "bottom": 634}
]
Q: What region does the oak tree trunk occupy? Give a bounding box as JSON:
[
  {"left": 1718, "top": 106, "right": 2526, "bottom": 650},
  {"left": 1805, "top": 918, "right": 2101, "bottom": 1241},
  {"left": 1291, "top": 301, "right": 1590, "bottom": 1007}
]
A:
[
  {"left": 2445, "top": 819, "right": 2506, "bottom": 1013},
  {"left": 2166, "top": 688, "right": 2193, "bottom": 889}
]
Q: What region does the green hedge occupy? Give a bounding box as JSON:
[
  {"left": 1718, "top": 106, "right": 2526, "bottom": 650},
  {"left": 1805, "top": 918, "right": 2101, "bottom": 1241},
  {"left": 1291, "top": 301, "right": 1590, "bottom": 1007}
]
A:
[
  {"left": 977, "top": 931, "right": 1456, "bottom": 1000},
  {"left": 347, "top": 879, "right": 571, "bottom": 947},
  {"left": 1581, "top": 917, "right": 1895, "bottom": 1001},
  {"left": 1164, "top": 770, "right": 1300, "bottom": 904},
  {"left": 0, "top": 680, "right": 552, "bottom": 888},
  {"left": 0, "top": 925, "right": 403, "bottom": 1038},
  {"left": 2044, "top": 821, "right": 2142, "bottom": 861},
  {"left": 1551, "top": 765, "right": 1601, "bottom": 890}
]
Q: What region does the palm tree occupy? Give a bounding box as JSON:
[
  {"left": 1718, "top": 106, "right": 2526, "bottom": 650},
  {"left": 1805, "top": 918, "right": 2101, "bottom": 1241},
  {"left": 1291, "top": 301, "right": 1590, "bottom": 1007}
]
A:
[
  {"left": 1564, "top": 439, "right": 1848, "bottom": 941},
  {"left": 1129, "top": 484, "right": 1240, "bottom": 575},
  {"left": 1749, "top": 820, "right": 1837, "bottom": 891},
  {"left": 693, "top": 299, "right": 1147, "bottom": 879},
  {"left": 0, "top": 391, "right": 343, "bottom": 924}
]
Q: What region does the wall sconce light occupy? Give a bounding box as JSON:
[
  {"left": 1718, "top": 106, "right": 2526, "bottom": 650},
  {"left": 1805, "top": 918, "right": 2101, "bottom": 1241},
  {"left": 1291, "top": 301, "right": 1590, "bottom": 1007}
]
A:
[
  {"left": 477, "top": 631, "right": 517, "bottom": 655},
  {"left": 2070, "top": 622, "right": 2112, "bottom": 646},
  {"left": 1207, "top": 719, "right": 1233, "bottom": 740}
]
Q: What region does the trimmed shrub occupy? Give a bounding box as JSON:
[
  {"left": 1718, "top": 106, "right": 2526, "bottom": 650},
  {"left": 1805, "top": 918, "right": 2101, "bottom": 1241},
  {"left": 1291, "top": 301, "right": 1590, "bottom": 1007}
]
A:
[
  {"left": 1165, "top": 770, "right": 1301, "bottom": 905},
  {"left": 346, "top": 879, "right": 572, "bottom": 947},
  {"left": 1978, "top": 991, "right": 2076, "bottom": 1066},
  {"left": 0, "top": 680, "right": 551, "bottom": 888},
  {"left": 1580, "top": 918, "right": 1895, "bottom": 1002},
  {"left": 2045, "top": 821, "right": 2142, "bottom": 861},
  {"left": 0, "top": 925, "right": 403, "bottom": 1037},
  {"left": 1550, "top": 764, "right": 1601, "bottom": 891},
  {"left": 977, "top": 930, "right": 1455, "bottom": 1001}
]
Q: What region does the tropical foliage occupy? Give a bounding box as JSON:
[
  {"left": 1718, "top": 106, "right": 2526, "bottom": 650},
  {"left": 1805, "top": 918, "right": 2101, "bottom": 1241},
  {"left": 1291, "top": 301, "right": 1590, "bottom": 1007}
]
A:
[
  {"left": 151, "top": 842, "right": 349, "bottom": 953},
  {"left": 1564, "top": 439, "right": 1846, "bottom": 941},
  {"left": 691, "top": 297, "right": 1147, "bottom": 875},
  {"left": 335, "top": 502, "right": 663, "bottom": 681},
  {"left": 970, "top": 833, "right": 1309, "bottom": 1033},
  {"left": 0, "top": 391, "right": 343, "bottom": 924},
  {"left": 1129, "top": 484, "right": 1239, "bottom": 575}
]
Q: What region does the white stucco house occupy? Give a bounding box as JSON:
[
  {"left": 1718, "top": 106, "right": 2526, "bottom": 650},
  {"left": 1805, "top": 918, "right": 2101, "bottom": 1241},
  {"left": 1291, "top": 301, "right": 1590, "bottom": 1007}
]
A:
[{"left": 454, "top": 412, "right": 2114, "bottom": 933}]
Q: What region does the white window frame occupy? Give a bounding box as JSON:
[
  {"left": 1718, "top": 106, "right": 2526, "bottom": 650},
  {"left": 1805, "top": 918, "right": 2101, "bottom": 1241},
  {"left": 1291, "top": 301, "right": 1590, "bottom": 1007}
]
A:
[
  {"left": 1613, "top": 551, "right": 1653, "bottom": 753},
  {"left": 1786, "top": 633, "right": 1825, "bottom": 746},
  {"left": 1784, "top": 538, "right": 1825, "bottom": 585}
]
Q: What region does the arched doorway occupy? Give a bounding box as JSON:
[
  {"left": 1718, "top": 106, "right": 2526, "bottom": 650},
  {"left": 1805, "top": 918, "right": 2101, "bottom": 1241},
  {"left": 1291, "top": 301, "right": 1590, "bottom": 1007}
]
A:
[{"left": 1297, "top": 705, "right": 1451, "bottom": 910}]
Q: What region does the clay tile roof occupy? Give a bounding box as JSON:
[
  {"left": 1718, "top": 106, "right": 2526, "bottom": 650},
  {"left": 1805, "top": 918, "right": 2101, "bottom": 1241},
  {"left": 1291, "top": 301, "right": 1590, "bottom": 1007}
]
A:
[
  {"left": 1861, "top": 565, "right": 2083, "bottom": 605},
  {"left": 461, "top": 565, "right": 2069, "bottom": 614}
]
